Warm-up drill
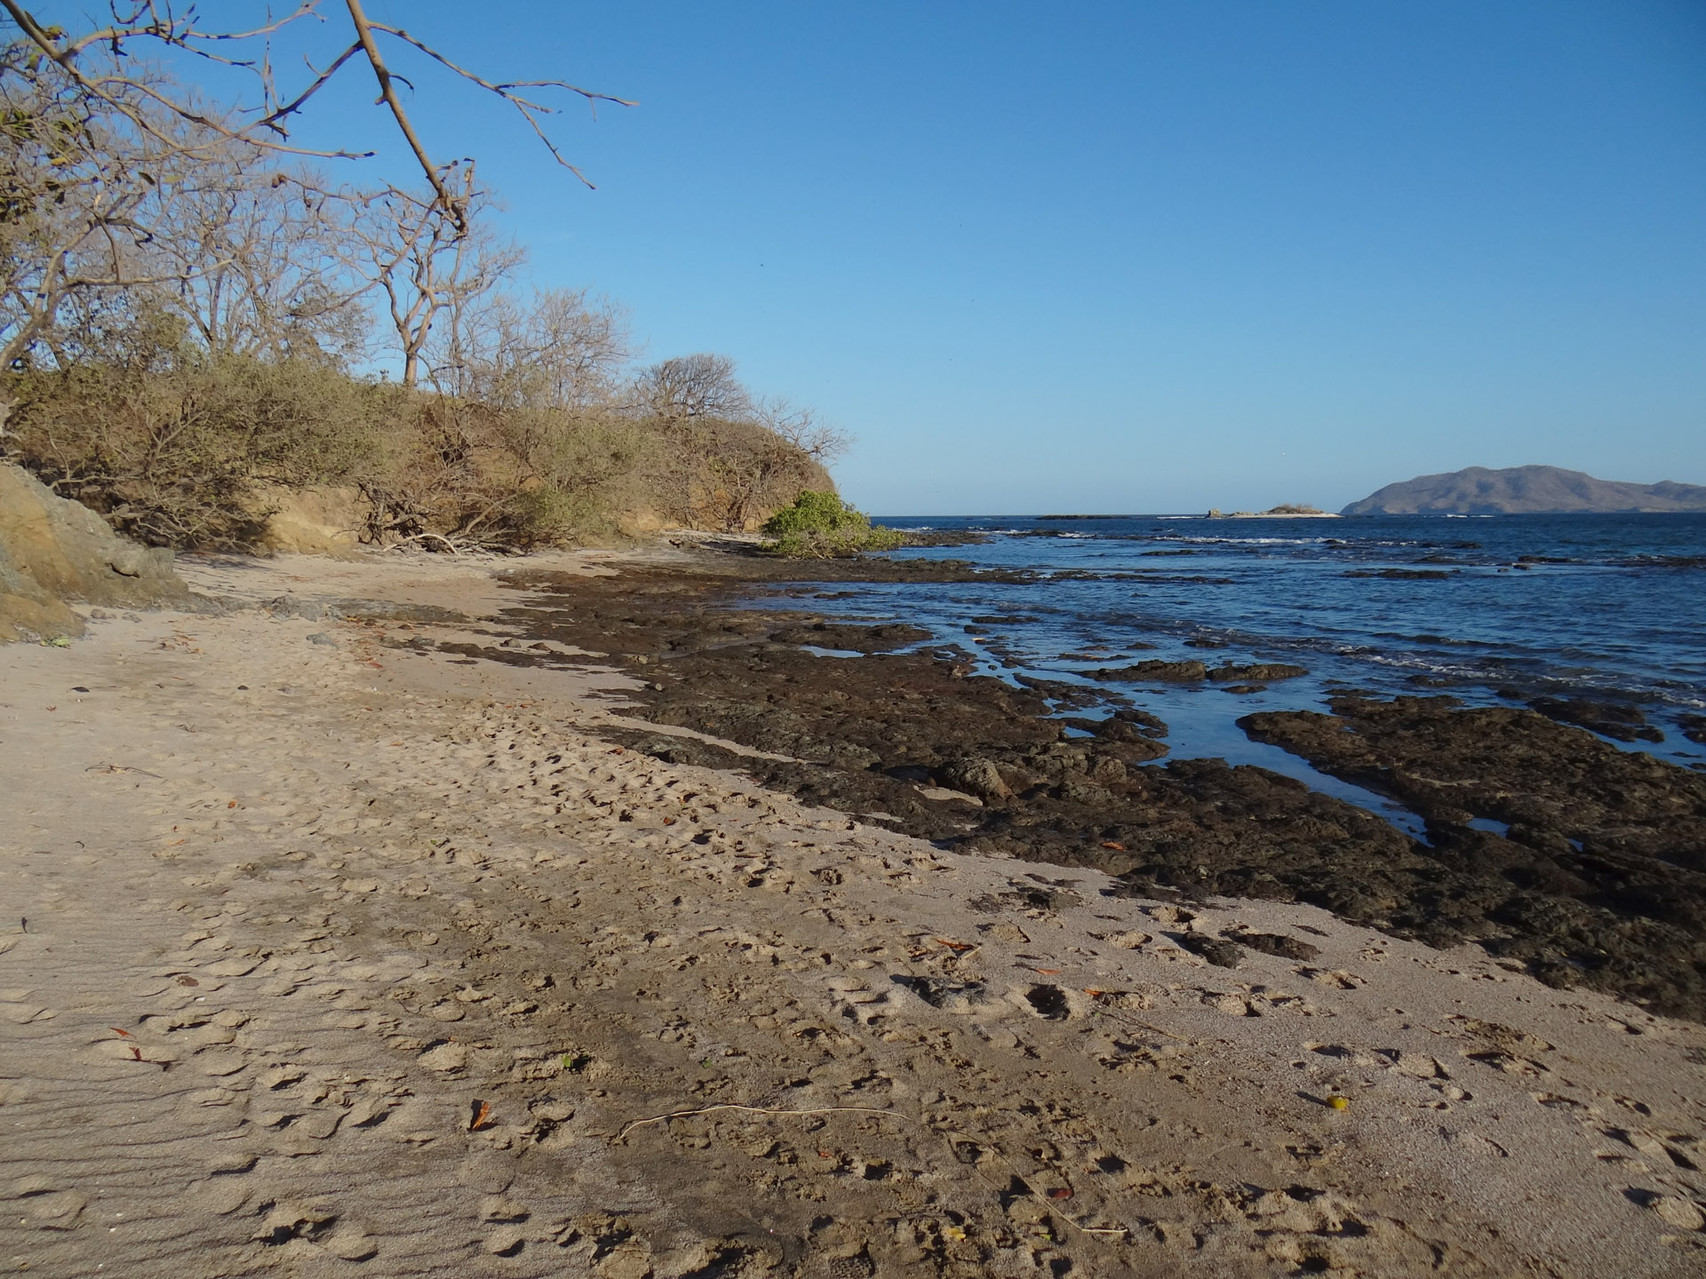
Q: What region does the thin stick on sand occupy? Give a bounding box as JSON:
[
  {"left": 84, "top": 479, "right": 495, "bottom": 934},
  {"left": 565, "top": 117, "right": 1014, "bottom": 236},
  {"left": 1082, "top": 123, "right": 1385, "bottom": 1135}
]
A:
[{"left": 613, "top": 1102, "right": 899, "bottom": 1141}]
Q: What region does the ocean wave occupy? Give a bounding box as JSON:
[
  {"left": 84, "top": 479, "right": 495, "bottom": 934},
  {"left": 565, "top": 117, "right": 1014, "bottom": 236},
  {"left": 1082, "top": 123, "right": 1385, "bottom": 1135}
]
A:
[{"left": 1156, "top": 536, "right": 1335, "bottom": 546}]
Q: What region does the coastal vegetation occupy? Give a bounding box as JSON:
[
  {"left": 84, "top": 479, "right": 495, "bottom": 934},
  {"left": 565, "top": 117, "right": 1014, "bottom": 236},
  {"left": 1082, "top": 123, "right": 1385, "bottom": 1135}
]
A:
[
  {"left": 0, "top": 11, "right": 841, "bottom": 550},
  {"left": 761, "top": 491, "right": 903, "bottom": 558}
]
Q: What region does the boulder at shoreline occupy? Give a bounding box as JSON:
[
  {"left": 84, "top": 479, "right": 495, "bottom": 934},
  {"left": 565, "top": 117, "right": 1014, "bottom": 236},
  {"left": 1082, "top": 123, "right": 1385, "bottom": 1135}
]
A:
[{"left": 0, "top": 463, "right": 190, "bottom": 641}]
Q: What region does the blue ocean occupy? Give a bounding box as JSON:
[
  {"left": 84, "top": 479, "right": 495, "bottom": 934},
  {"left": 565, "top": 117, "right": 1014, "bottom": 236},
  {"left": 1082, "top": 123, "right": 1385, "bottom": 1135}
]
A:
[{"left": 760, "top": 513, "right": 1706, "bottom": 830}]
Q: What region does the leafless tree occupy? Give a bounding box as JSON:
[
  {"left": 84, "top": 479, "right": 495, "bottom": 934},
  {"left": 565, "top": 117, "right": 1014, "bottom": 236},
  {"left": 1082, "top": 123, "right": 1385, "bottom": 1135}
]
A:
[
  {"left": 130, "top": 141, "right": 370, "bottom": 364},
  {"left": 0, "top": 47, "right": 206, "bottom": 426},
  {"left": 0, "top": 2, "right": 629, "bottom": 414},
  {"left": 754, "top": 396, "right": 849, "bottom": 463},
  {"left": 345, "top": 169, "right": 523, "bottom": 388},
  {"left": 632, "top": 353, "right": 754, "bottom": 423},
  {"left": 430, "top": 286, "right": 631, "bottom": 411}
]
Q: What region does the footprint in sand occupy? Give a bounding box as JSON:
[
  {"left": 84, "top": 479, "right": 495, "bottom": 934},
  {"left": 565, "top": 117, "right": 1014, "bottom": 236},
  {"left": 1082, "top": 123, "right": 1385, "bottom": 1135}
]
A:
[{"left": 1298, "top": 967, "right": 1365, "bottom": 990}]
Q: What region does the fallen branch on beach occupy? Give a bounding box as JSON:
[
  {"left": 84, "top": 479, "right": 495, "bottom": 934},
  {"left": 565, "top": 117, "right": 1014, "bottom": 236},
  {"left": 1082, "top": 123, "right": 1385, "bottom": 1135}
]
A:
[
  {"left": 612, "top": 1102, "right": 898, "bottom": 1141},
  {"left": 386, "top": 532, "right": 471, "bottom": 555},
  {"left": 85, "top": 763, "right": 163, "bottom": 779}
]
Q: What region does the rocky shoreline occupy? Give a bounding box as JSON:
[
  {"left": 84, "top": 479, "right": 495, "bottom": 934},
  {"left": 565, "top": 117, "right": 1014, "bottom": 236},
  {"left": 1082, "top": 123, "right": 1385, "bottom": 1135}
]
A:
[
  {"left": 4, "top": 545, "right": 1704, "bottom": 1277},
  {"left": 440, "top": 549, "right": 1706, "bottom": 1022}
]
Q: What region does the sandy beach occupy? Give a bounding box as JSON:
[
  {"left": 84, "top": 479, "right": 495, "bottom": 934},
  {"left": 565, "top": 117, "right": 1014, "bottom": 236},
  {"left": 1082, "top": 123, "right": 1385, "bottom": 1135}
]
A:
[{"left": 3, "top": 549, "right": 1704, "bottom": 1278}]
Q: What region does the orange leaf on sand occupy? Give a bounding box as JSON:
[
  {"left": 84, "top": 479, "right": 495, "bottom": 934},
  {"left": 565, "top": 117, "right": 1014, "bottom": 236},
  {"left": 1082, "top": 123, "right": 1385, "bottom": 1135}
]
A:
[
  {"left": 109, "top": 1027, "right": 133, "bottom": 1038},
  {"left": 468, "top": 1099, "right": 493, "bottom": 1131},
  {"left": 1100, "top": 841, "right": 1126, "bottom": 851},
  {"left": 935, "top": 938, "right": 976, "bottom": 951},
  {"left": 128, "top": 1045, "right": 142, "bottom": 1061},
  {"left": 1047, "top": 1187, "right": 1075, "bottom": 1200},
  {"left": 366, "top": 661, "right": 384, "bottom": 670},
  {"left": 227, "top": 800, "right": 237, "bottom": 808}
]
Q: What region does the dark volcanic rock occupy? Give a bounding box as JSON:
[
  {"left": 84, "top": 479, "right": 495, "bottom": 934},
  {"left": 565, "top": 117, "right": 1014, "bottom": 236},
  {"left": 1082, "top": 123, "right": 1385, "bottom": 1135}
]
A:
[
  {"left": 1240, "top": 695, "right": 1706, "bottom": 1018},
  {"left": 1013, "top": 674, "right": 1127, "bottom": 712},
  {"left": 1223, "top": 928, "right": 1320, "bottom": 961},
  {"left": 1341, "top": 569, "right": 1454, "bottom": 580},
  {"left": 936, "top": 757, "right": 1012, "bottom": 803},
  {"left": 1177, "top": 933, "right": 1245, "bottom": 968},
  {"left": 1059, "top": 708, "right": 1169, "bottom": 748},
  {"left": 1527, "top": 697, "right": 1664, "bottom": 744},
  {"left": 462, "top": 552, "right": 1706, "bottom": 1023},
  {"left": 1207, "top": 663, "right": 1308, "bottom": 683},
  {"left": 769, "top": 620, "right": 932, "bottom": 652},
  {"left": 1087, "top": 659, "right": 1209, "bottom": 683}
]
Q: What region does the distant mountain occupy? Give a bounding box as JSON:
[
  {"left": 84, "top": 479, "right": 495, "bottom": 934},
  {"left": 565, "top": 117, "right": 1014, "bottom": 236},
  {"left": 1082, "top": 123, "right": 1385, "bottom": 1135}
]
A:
[{"left": 1342, "top": 465, "right": 1706, "bottom": 516}]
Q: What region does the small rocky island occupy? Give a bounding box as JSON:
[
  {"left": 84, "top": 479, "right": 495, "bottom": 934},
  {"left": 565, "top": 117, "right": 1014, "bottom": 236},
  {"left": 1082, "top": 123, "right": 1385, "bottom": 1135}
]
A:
[
  {"left": 1343, "top": 464, "right": 1706, "bottom": 515},
  {"left": 1206, "top": 503, "right": 1339, "bottom": 518}
]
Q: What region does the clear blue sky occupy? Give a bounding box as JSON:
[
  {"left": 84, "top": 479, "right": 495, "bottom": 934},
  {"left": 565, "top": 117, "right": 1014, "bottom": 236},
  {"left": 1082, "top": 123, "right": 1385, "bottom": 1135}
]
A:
[{"left": 110, "top": 2, "right": 1706, "bottom": 512}]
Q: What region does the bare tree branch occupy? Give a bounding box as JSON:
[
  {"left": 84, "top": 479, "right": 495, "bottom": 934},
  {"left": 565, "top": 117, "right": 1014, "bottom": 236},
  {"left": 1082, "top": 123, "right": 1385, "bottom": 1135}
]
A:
[
  {"left": 0, "top": 1, "right": 633, "bottom": 217},
  {"left": 255, "top": 39, "right": 362, "bottom": 137},
  {"left": 0, "top": 0, "right": 373, "bottom": 162},
  {"left": 339, "top": 0, "right": 461, "bottom": 224},
  {"left": 365, "top": 18, "right": 636, "bottom": 190}
]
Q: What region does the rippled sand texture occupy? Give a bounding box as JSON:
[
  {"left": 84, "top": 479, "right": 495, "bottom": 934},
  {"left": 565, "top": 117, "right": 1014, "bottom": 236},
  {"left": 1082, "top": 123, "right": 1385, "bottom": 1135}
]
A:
[{"left": 2, "top": 551, "right": 1703, "bottom": 1277}]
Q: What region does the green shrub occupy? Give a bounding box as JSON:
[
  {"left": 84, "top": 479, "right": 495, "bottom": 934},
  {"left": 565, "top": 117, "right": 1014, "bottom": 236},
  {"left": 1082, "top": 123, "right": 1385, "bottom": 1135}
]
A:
[{"left": 762, "top": 490, "right": 902, "bottom": 558}]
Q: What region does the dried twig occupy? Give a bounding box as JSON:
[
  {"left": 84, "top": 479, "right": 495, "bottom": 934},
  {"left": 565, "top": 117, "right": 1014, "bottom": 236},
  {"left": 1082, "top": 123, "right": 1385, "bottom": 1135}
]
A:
[
  {"left": 385, "top": 531, "right": 478, "bottom": 554},
  {"left": 613, "top": 1102, "right": 899, "bottom": 1142},
  {"left": 85, "top": 763, "right": 164, "bottom": 779}
]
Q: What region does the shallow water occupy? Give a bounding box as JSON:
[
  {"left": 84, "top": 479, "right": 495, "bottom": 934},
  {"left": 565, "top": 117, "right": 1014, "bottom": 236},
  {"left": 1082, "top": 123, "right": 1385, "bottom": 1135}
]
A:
[{"left": 747, "top": 513, "right": 1706, "bottom": 798}]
